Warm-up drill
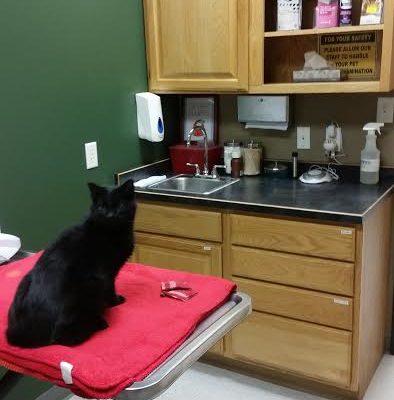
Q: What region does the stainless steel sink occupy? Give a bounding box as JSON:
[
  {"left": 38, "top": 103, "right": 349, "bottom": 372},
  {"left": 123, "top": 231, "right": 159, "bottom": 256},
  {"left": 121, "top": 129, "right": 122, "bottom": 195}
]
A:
[{"left": 146, "top": 174, "right": 239, "bottom": 195}]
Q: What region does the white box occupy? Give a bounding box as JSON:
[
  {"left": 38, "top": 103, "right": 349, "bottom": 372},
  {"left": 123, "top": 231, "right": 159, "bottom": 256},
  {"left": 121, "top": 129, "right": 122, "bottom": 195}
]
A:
[{"left": 277, "top": 0, "right": 302, "bottom": 31}]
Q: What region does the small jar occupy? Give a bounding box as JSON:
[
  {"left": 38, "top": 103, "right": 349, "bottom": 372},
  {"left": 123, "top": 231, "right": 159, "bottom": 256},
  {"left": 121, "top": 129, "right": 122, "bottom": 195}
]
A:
[
  {"left": 231, "top": 144, "right": 244, "bottom": 176},
  {"left": 224, "top": 141, "right": 242, "bottom": 174},
  {"left": 231, "top": 157, "right": 241, "bottom": 178}
]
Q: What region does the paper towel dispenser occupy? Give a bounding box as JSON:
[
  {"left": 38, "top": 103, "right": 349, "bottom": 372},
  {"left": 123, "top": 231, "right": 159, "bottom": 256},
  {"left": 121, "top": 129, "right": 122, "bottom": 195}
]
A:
[{"left": 237, "top": 96, "right": 289, "bottom": 131}]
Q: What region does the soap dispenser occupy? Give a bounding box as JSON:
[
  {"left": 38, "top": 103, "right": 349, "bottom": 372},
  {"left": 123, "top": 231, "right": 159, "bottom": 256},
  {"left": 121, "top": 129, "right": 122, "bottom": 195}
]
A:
[{"left": 360, "top": 122, "right": 384, "bottom": 184}]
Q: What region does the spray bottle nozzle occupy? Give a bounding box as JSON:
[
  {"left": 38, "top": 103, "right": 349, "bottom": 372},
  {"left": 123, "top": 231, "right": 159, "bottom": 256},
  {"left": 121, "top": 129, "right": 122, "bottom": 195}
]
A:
[{"left": 363, "top": 122, "right": 384, "bottom": 135}]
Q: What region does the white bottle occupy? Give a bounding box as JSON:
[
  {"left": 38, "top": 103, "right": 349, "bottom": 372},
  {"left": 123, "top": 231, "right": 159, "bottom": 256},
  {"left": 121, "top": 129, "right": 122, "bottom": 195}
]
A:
[{"left": 360, "top": 122, "right": 384, "bottom": 184}]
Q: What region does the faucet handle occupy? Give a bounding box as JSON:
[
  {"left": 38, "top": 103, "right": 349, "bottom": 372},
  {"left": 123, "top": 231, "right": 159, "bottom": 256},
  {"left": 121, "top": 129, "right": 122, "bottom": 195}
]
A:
[
  {"left": 211, "top": 165, "right": 226, "bottom": 179},
  {"left": 186, "top": 163, "right": 200, "bottom": 176}
]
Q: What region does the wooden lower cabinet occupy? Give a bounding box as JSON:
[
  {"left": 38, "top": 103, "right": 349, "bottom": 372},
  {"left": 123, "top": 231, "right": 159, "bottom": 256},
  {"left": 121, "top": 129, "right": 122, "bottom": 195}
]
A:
[
  {"left": 133, "top": 198, "right": 392, "bottom": 398},
  {"left": 227, "top": 312, "right": 352, "bottom": 387}
]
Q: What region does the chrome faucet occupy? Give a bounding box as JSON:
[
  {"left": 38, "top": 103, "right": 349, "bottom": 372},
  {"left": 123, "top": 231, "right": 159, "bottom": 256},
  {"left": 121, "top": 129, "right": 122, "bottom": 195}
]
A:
[{"left": 187, "top": 119, "right": 209, "bottom": 176}]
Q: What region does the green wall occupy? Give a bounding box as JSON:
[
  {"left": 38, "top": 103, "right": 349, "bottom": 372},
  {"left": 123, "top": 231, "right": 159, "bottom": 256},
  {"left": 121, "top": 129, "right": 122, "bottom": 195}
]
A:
[
  {"left": 0, "top": 0, "right": 178, "bottom": 251},
  {"left": 0, "top": 1, "right": 180, "bottom": 398}
]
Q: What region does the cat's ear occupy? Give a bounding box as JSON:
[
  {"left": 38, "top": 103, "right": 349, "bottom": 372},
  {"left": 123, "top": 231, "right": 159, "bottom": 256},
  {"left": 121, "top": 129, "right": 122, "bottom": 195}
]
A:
[
  {"left": 88, "top": 183, "right": 108, "bottom": 204},
  {"left": 118, "top": 179, "right": 135, "bottom": 196}
]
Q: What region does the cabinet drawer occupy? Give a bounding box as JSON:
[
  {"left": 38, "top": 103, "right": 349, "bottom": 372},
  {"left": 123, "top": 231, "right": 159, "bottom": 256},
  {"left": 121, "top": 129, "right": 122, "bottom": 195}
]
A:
[
  {"left": 234, "top": 277, "right": 353, "bottom": 330},
  {"left": 229, "top": 312, "right": 352, "bottom": 387},
  {"left": 134, "top": 232, "right": 222, "bottom": 276},
  {"left": 231, "top": 246, "right": 354, "bottom": 295},
  {"left": 135, "top": 202, "right": 222, "bottom": 242},
  {"left": 230, "top": 214, "right": 355, "bottom": 261}
]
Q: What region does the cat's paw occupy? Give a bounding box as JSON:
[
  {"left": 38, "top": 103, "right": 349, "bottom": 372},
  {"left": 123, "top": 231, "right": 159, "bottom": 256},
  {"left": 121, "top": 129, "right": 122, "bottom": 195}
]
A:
[{"left": 109, "top": 294, "right": 126, "bottom": 307}]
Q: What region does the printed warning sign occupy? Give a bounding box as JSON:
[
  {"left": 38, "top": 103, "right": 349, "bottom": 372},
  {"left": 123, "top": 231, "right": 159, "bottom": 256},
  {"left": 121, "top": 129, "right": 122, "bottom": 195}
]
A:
[{"left": 319, "top": 32, "right": 377, "bottom": 79}]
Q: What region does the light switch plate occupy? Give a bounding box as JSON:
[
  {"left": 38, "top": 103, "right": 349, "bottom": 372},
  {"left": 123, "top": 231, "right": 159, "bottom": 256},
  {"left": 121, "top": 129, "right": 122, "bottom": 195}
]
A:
[
  {"left": 297, "top": 127, "right": 311, "bottom": 149},
  {"left": 377, "top": 97, "right": 394, "bottom": 123},
  {"left": 85, "top": 142, "right": 98, "bottom": 169}
]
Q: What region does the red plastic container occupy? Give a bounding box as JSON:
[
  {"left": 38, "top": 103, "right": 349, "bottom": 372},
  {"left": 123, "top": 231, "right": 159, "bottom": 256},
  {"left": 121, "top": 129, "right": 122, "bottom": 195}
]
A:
[{"left": 169, "top": 143, "right": 221, "bottom": 174}]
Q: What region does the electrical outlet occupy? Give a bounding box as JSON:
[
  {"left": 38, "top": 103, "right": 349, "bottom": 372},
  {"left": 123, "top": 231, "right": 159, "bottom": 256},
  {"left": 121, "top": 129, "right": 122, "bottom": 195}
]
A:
[
  {"left": 84, "top": 142, "right": 98, "bottom": 169},
  {"left": 377, "top": 97, "right": 394, "bottom": 123},
  {"left": 297, "top": 127, "right": 311, "bottom": 149}
]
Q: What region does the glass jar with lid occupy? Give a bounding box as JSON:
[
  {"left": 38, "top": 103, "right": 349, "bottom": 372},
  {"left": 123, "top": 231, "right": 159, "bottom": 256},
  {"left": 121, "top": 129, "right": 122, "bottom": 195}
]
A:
[{"left": 243, "top": 141, "right": 263, "bottom": 176}]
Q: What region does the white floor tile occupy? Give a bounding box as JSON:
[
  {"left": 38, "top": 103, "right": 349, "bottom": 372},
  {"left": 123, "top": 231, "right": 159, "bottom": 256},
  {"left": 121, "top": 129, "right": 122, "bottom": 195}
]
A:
[
  {"left": 363, "top": 354, "right": 394, "bottom": 400},
  {"left": 70, "top": 353, "right": 394, "bottom": 400}
]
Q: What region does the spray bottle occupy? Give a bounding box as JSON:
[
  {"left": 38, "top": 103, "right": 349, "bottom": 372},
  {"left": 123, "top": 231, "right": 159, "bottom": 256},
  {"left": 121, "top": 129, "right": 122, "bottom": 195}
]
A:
[{"left": 360, "top": 122, "right": 384, "bottom": 184}]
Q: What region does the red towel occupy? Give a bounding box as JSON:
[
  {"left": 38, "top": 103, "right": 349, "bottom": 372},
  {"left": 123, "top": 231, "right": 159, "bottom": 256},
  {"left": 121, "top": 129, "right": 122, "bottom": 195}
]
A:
[{"left": 0, "top": 253, "right": 236, "bottom": 399}]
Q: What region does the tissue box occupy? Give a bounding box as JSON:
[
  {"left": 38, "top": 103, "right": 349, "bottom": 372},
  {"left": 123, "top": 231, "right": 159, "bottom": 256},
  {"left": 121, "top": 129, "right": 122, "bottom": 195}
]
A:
[
  {"left": 293, "top": 69, "right": 343, "bottom": 82},
  {"left": 169, "top": 144, "right": 221, "bottom": 174}
]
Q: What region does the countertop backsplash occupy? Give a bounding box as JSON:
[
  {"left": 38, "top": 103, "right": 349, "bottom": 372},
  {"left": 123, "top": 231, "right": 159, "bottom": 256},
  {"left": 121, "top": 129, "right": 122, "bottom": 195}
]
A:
[{"left": 219, "top": 94, "right": 394, "bottom": 168}]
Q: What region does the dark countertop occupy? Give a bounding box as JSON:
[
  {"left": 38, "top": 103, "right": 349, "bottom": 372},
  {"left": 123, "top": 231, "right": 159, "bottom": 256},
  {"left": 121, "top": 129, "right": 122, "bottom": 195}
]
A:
[{"left": 115, "top": 159, "right": 394, "bottom": 224}]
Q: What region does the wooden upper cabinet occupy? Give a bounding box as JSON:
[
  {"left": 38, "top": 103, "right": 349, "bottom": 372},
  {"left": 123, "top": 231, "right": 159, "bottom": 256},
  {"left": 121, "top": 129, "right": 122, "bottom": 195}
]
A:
[
  {"left": 249, "top": 0, "right": 394, "bottom": 93},
  {"left": 143, "top": 0, "right": 249, "bottom": 92}
]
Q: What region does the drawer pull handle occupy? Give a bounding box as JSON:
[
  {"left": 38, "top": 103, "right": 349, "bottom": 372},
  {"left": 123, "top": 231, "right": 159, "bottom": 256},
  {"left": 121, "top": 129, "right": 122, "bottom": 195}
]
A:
[
  {"left": 340, "top": 229, "right": 353, "bottom": 235},
  {"left": 203, "top": 246, "right": 212, "bottom": 251},
  {"left": 334, "top": 298, "right": 350, "bottom": 306}
]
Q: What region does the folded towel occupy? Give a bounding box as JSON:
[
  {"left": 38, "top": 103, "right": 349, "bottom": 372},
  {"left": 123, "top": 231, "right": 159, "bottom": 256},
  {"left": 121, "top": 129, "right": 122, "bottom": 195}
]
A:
[
  {"left": 161, "top": 281, "right": 191, "bottom": 291},
  {"left": 134, "top": 175, "right": 167, "bottom": 188},
  {"left": 160, "top": 281, "right": 197, "bottom": 301},
  {"left": 0, "top": 253, "right": 236, "bottom": 399}
]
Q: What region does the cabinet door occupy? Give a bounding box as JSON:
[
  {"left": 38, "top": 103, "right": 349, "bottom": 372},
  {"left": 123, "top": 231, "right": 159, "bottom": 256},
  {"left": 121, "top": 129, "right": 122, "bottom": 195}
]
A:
[
  {"left": 144, "top": 0, "right": 249, "bottom": 92},
  {"left": 133, "top": 232, "right": 223, "bottom": 355},
  {"left": 133, "top": 232, "right": 222, "bottom": 276}
]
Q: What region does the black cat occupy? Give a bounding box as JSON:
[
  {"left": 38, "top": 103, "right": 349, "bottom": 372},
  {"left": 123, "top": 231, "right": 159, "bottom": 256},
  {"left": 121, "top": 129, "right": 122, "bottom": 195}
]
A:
[{"left": 6, "top": 179, "right": 136, "bottom": 348}]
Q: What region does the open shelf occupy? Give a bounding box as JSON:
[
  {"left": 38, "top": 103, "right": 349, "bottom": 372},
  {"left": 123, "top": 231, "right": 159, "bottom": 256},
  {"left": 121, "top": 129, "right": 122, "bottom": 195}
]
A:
[
  {"left": 249, "top": 81, "right": 381, "bottom": 94},
  {"left": 264, "top": 24, "right": 384, "bottom": 38},
  {"left": 263, "top": 25, "right": 383, "bottom": 87}
]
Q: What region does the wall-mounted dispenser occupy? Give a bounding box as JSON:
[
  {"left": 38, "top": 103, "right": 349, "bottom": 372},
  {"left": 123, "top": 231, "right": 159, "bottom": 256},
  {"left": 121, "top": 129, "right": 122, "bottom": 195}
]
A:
[
  {"left": 135, "top": 92, "right": 164, "bottom": 142},
  {"left": 237, "top": 96, "right": 289, "bottom": 131}
]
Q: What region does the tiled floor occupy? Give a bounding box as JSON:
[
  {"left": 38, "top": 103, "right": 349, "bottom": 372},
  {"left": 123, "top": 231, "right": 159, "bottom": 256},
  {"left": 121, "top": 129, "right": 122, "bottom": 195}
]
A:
[{"left": 71, "top": 354, "right": 394, "bottom": 400}]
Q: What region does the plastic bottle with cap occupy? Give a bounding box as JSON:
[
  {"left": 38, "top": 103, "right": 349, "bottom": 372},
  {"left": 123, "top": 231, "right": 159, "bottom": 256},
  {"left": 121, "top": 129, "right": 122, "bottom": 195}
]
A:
[
  {"left": 231, "top": 143, "right": 243, "bottom": 177},
  {"left": 339, "top": 0, "right": 352, "bottom": 26},
  {"left": 360, "top": 122, "right": 384, "bottom": 184}
]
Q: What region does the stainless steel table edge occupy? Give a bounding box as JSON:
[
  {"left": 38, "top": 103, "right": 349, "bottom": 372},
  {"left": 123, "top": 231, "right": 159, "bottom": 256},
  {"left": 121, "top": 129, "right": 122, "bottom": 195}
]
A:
[{"left": 117, "top": 292, "right": 251, "bottom": 400}]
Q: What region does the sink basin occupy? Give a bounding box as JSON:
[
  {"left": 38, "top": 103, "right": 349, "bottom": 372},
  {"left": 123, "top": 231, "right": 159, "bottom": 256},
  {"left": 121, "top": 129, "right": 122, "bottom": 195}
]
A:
[{"left": 146, "top": 174, "right": 239, "bottom": 195}]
